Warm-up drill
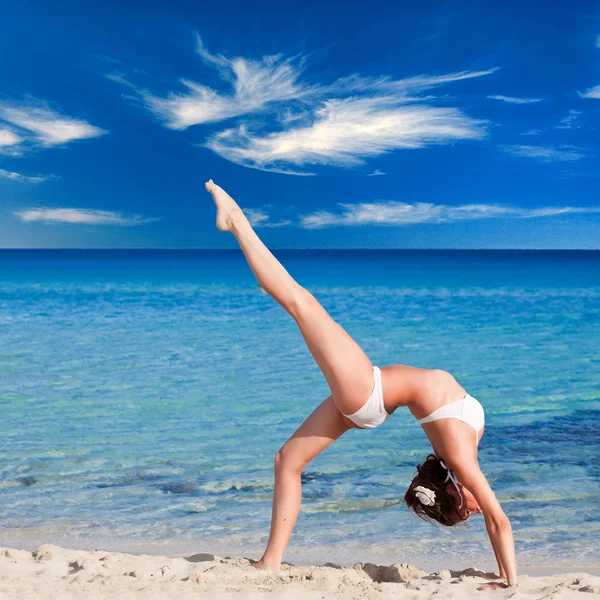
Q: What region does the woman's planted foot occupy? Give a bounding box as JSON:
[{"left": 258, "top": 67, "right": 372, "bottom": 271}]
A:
[
  {"left": 251, "top": 558, "right": 281, "bottom": 570},
  {"left": 205, "top": 179, "right": 245, "bottom": 232}
]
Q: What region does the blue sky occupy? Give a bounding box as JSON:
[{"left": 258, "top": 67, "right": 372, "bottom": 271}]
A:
[{"left": 1, "top": 0, "right": 599, "bottom": 249}]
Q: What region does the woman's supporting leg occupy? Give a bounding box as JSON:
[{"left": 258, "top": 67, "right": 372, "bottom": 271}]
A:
[
  {"left": 205, "top": 180, "right": 374, "bottom": 415},
  {"left": 255, "top": 395, "right": 350, "bottom": 569}
]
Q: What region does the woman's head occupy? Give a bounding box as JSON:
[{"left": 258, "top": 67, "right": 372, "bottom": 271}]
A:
[{"left": 404, "top": 454, "right": 480, "bottom": 526}]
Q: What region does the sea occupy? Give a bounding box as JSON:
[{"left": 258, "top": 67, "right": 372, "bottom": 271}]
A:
[{"left": 0, "top": 249, "right": 598, "bottom": 572}]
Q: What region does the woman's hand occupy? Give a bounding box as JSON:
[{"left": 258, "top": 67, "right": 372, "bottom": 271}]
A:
[{"left": 477, "top": 581, "right": 510, "bottom": 591}]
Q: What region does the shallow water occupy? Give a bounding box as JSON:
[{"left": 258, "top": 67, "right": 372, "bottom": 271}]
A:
[{"left": 0, "top": 250, "right": 598, "bottom": 569}]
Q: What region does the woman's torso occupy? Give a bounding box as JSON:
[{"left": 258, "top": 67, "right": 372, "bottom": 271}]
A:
[
  {"left": 380, "top": 365, "right": 483, "bottom": 453},
  {"left": 380, "top": 365, "right": 467, "bottom": 418}
]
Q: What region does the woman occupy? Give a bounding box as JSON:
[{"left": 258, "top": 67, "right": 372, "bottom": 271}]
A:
[{"left": 205, "top": 180, "right": 517, "bottom": 590}]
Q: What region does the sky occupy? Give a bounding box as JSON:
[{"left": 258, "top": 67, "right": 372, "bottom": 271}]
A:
[{"left": 1, "top": 0, "right": 599, "bottom": 249}]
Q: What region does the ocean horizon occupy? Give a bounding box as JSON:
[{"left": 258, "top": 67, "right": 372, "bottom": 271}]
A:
[{"left": 1, "top": 249, "right": 598, "bottom": 571}]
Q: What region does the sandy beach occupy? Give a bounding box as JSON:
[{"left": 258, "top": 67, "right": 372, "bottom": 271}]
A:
[{"left": 1, "top": 544, "right": 598, "bottom": 599}]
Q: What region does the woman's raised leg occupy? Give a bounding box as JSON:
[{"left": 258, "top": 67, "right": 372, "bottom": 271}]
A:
[
  {"left": 205, "top": 179, "right": 374, "bottom": 415},
  {"left": 255, "top": 395, "right": 350, "bottom": 569}
]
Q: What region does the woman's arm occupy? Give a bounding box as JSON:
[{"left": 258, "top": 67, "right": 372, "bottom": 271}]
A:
[
  {"left": 451, "top": 457, "right": 517, "bottom": 588},
  {"left": 488, "top": 530, "right": 508, "bottom": 580}
]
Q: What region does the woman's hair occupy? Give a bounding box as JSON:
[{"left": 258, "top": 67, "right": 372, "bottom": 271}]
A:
[{"left": 404, "top": 454, "right": 464, "bottom": 527}]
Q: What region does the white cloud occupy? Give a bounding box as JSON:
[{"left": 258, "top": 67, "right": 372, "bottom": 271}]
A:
[
  {"left": 113, "top": 37, "right": 496, "bottom": 173},
  {"left": 499, "top": 144, "right": 586, "bottom": 162},
  {"left": 555, "top": 109, "right": 581, "bottom": 129},
  {"left": 14, "top": 208, "right": 159, "bottom": 225},
  {"left": 367, "top": 169, "right": 386, "bottom": 176},
  {"left": 242, "top": 207, "right": 290, "bottom": 228},
  {"left": 130, "top": 37, "right": 497, "bottom": 131},
  {"left": 242, "top": 207, "right": 270, "bottom": 227},
  {"left": 596, "top": 35, "right": 600, "bottom": 48},
  {"left": 521, "top": 129, "right": 542, "bottom": 136},
  {"left": 298, "top": 201, "right": 600, "bottom": 229},
  {"left": 136, "top": 34, "right": 318, "bottom": 129},
  {"left": 331, "top": 68, "right": 499, "bottom": 96},
  {"left": 578, "top": 85, "right": 600, "bottom": 100},
  {"left": 0, "top": 168, "right": 48, "bottom": 183},
  {"left": 0, "top": 128, "right": 22, "bottom": 147},
  {"left": 205, "top": 97, "right": 487, "bottom": 174},
  {"left": 487, "top": 95, "right": 542, "bottom": 104},
  {"left": 0, "top": 101, "right": 107, "bottom": 147}
]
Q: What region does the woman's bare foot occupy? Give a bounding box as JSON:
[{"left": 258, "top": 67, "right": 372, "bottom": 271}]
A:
[
  {"left": 205, "top": 179, "right": 245, "bottom": 232},
  {"left": 251, "top": 558, "right": 280, "bottom": 570}
]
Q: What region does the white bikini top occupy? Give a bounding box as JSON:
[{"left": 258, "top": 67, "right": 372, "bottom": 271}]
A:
[{"left": 418, "top": 393, "right": 485, "bottom": 433}]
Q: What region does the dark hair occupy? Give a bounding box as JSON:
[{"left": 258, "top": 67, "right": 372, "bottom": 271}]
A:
[{"left": 404, "top": 454, "right": 464, "bottom": 527}]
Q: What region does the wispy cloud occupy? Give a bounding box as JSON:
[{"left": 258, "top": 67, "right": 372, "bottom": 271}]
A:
[
  {"left": 14, "top": 208, "right": 159, "bottom": 225},
  {"left": 0, "top": 168, "right": 49, "bottom": 183},
  {"left": 578, "top": 85, "right": 600, "bottom": 100},
  {"left": 124, "top": 36, "right": 497, "bottom": 131},
  {"left": 0, "top": 100, "right": 107, "bottom": 149},
  {"left": 330, "top": 68, "right": 499, "bottom": 96},
  {"left": 487, "top": 95, "right": 542, "bottom": 104},
  {"left": 0, "top": 128, "right": 22, "bottom": 147},
  {"left": 367, "top": 169, "right": 386, "bottom": 176},
  {"left": 113, "top": 36, "right": 496, "bottom": 174},
  {"left": 242, "top": 207, "right": 290, "bottom": 228},
  {"left": 555, "top": 109, "right": 581, "bottom": 129},
  {"left": 596, "top": 34, "right": 600, "bottom": 48},
  {"left": 205, "top": 97, "right": 487, "bottom": 174},
  {"left": 298, "top": 201, "right": 600, "bottom": 229},
  {"left": 521, "top": 129, "right": 542, "bottom": 136},
  {"left": 499, "top": 144, "right": 586, "bottom": 162},
  {"left": 128, "top": 34, "right": 317, "bottom": 130}
]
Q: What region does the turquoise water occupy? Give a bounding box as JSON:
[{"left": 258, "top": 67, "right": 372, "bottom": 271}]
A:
[{"left": 1, "top": 250, "right": 599, "bottom": 569}]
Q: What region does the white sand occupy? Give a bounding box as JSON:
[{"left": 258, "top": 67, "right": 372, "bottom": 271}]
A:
[{"left": 1, "top": 544, "right": 598, "bottom": 599}]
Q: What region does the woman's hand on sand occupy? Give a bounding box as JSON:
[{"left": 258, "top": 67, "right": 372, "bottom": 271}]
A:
[{"left": 477, "top": 581, "right": 510, "bottom": 591}]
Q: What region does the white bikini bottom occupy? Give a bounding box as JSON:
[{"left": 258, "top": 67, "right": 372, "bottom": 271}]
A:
[{"left": 342, "top": 366, "right": 389, "bottom": 429}]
